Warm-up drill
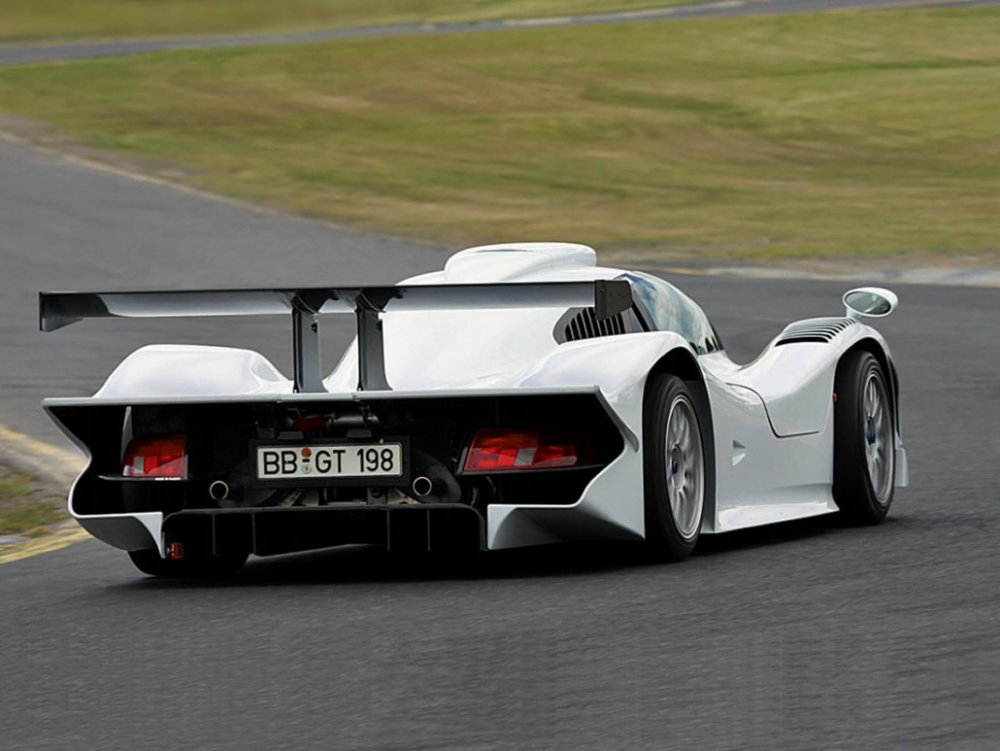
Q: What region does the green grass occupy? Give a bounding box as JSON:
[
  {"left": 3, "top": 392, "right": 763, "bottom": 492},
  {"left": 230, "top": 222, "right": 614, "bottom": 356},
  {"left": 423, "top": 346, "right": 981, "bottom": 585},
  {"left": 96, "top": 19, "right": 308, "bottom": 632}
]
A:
[
  {"left": 0, "top": 8, "right": 998, "bottom": 261},
  {"left": 0, "top": 0, "right": 685, "bottom": 43},
  {"left": 0, "top": 468, "right": 65, "bottom": 536}
]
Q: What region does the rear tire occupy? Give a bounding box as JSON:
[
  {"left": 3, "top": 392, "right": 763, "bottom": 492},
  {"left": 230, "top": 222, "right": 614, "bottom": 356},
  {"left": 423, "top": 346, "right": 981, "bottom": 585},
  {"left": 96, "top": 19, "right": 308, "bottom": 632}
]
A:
[
  {"left": 643, "top": 374, "right": 706, "bottom": 561},
  {"left": 833, "top": 350, "right": 895, "bottom": 524},
  {"left": 128, "top": 549, "right": 248, "bottom": 578}
]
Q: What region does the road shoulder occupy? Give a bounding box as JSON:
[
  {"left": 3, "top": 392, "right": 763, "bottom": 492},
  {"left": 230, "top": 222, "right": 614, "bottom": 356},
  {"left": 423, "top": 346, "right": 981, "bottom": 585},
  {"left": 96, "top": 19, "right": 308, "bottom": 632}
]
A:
[{"left": 0, "top": 425, "right": 88, "bottom": 564}]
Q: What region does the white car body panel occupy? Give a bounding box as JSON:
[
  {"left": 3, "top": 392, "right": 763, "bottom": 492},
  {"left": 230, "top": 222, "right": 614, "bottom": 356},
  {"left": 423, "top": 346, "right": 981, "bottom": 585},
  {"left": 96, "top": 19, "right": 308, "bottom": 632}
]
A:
[
  {"left": 705, "top": 377, "right": 836, "bottom": 531},
  {"left": 75, "top": 511, "right": 164, "bottom": 556},
  {"left": 44, "top": 242, "right": 907, "bottom": 555},
  {"left": 96, "top": 344, "right": 292, "bottom": 399}
]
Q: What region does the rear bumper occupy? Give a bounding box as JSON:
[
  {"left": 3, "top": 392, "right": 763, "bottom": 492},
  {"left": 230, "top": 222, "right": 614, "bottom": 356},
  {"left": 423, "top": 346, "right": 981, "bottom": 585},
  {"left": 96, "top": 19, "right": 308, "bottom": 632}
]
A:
[{"left": 157, "top": 504, "right": 485, "bottom": 559}]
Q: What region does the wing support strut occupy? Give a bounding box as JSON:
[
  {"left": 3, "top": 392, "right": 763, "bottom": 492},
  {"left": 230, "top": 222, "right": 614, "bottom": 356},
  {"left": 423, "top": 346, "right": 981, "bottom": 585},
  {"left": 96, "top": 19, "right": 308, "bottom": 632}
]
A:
[
  {"left": 291, "top": 303, "right": 323, "bottom": 394},
  {"left": 355, "top": 294, "right": 390, "bottom": 392}
]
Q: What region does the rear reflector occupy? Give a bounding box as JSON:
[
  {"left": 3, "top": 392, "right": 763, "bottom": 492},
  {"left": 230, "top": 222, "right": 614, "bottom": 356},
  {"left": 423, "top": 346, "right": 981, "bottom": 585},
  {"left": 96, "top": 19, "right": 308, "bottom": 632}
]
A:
[
  {"left": 464, "top": 428, "right": 594, "bottom": 472},
  {"left": 123, "top": 434, "right": 187, "bottom": 479}
]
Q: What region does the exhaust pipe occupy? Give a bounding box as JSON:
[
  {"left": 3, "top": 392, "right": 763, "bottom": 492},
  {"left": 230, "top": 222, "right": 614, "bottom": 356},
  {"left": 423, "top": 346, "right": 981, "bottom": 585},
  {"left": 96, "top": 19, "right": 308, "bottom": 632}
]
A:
[
  {"left": 411, "top": 476, "right": 434, "bottom": 498},
  {"left": 208, "top": 480, "right": 230, "bottom": 502},
  {"left": 408, "top": 450, "right": 462, "bottom": 503}
]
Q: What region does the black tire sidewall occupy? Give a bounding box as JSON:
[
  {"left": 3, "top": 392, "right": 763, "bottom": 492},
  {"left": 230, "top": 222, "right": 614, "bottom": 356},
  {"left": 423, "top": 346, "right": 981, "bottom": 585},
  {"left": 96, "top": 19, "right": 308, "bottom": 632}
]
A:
[
  {"left": 833, "top": 351, "right": 894, "bottom": 524},
  {"left": 643, "top": 373, "right": 705, "bottom": 560}
]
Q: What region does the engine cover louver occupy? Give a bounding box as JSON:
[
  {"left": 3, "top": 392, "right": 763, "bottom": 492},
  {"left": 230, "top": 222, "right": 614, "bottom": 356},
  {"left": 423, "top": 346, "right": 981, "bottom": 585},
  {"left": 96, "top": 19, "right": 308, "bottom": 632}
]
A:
[
  {"left": 563, "top": 307, "right": 626, "bottom": 342},
  {"left": 775, "top": 317, "right": 857, "bottom": 345}
]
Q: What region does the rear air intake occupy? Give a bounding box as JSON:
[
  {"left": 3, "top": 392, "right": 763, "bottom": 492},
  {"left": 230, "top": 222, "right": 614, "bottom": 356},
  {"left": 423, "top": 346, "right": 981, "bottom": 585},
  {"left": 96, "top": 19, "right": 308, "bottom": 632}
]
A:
[
  {"left": 775, "top": 317, "right": 857, "bottom": 345},
  {"left": 560, "top": 307, "right": 627, "bottom": 342}
]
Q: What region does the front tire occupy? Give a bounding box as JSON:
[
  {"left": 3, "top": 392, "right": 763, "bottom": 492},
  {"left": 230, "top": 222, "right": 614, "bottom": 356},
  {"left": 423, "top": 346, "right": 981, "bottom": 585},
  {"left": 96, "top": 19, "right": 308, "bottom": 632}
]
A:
[
  {"left": 643, "top": 374, "right": 706, "bottom": 561},
  {"left": 833, "top": 350, "right": 895, "bottom": 524}
]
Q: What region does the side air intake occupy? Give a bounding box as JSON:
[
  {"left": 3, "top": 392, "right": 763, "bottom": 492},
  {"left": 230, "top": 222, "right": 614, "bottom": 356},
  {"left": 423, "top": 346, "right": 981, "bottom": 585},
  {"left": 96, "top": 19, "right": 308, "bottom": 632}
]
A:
[
  {"left": 776, "top": 317, "right": 857, "bottom": 345},
  {"left": 559, "top": 307, "right": 627, "bottom": 343}
]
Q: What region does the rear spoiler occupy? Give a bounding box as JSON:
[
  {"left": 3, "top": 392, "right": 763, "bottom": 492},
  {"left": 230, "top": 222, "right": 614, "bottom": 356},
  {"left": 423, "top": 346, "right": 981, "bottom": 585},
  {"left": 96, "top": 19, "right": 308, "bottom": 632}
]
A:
[{"left": 39, "top": 281, "right": 633, "bottom": 392}]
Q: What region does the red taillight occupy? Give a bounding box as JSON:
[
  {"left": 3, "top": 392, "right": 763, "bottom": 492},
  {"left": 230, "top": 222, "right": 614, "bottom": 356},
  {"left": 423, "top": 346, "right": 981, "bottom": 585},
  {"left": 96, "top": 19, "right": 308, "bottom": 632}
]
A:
[
  {"left": 463, "top": 428, "right": 594, "bottom": 472},
  {"left": 123, "top": 435, "right": 187, "bottom": 479}
]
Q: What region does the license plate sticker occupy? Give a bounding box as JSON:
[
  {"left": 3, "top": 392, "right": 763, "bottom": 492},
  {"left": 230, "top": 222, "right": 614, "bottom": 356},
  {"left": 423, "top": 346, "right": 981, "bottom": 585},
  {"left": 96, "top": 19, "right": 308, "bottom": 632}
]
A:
[{"left": 256, "top": 443, "right": 403, "bottom": 480}]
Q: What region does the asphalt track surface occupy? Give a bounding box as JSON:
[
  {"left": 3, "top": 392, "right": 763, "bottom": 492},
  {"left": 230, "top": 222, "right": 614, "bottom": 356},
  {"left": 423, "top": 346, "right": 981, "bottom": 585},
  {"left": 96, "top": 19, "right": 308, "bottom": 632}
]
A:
[
  {"left": 2, "top": 0, "right": 1000, "bottom": 66},
  {"left": 2, "top": 130, "right": 1000, "bottom": 749}
]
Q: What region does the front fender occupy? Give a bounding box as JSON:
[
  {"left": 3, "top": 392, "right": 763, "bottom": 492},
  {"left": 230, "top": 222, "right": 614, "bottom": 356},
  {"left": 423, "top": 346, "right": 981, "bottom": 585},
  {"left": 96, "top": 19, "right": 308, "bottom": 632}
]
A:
[{"left": 725, "top": 324, "right": 896, "bottom": 438}]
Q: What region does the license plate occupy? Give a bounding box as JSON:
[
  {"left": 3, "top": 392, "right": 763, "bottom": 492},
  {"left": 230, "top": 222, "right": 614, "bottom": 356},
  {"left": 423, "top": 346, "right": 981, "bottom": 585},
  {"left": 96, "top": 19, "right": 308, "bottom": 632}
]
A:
[{"left": 256, "top": 443, "right": 403, "bottom": 481}]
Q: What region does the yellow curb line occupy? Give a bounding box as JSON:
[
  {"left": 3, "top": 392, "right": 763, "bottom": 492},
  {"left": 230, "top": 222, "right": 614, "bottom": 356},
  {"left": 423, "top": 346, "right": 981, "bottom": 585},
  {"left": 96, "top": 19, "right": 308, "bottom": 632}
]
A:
[
  {"left": 0, "top": 423, "right": 85, "bottom": 487},
  {"left": 0, "top": 424, "right": 91, "bottom": 563},
  {"left": 0, "top": 523, "right": 91, "bottom": 565}
]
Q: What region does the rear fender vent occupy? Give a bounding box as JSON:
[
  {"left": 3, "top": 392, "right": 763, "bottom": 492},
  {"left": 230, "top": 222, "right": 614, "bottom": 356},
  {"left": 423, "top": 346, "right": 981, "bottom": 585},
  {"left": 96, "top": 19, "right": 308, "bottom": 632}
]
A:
[
  {"left": 775, "top": 317, "right": 857, "bottom": 345},
  {"left": 555, "top": 307, "right": 628, "bottom": 343}
]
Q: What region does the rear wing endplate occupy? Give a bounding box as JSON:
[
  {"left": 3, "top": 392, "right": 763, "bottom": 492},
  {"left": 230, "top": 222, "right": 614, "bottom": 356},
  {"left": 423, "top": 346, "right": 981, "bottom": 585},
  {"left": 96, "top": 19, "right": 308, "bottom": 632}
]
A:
[{"left": 39, "top": 281, "right": 633, "bottom": 392}]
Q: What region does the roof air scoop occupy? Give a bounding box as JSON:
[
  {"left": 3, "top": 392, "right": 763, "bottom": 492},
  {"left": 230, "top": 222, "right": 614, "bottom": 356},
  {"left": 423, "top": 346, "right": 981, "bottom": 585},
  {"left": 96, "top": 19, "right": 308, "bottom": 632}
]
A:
[{"left": 443, "top": 243, "right": 597, "bottom": 283}]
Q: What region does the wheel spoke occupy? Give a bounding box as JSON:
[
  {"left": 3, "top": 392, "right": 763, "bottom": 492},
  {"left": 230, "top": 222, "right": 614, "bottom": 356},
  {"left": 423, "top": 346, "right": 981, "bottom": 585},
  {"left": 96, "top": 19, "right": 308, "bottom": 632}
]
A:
[
  {"left": 861, "top": 371, "right": 894, "bottom": 503},
  {"left": 662, "top": 395, "right": 704, "bottom": 541}
]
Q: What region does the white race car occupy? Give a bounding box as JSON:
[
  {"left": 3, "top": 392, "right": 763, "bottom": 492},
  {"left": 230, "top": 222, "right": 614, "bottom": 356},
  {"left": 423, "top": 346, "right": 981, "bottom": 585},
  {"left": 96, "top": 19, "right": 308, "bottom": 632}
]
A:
[{"left": 41, "top": 243, "right": 907, "bottom": 576}]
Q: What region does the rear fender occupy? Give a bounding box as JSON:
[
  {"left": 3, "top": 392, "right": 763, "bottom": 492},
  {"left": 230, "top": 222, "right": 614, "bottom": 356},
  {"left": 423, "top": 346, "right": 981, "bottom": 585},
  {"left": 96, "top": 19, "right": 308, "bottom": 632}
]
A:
[
  {"left": 95, "top": 345, "right": 291, "bottom": 399},
  {"left": 518, "top": 331, "right": 695, "bottom": 445},
  {"left": 487, "top": 333, "right": 700, "bottom": 548}
]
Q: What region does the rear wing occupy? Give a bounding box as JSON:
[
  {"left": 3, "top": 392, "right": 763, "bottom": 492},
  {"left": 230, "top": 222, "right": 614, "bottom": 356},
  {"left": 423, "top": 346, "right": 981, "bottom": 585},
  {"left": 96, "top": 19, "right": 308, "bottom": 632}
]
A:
[{"left": 39, "top": 281, "right": 632, "bottom": 392}]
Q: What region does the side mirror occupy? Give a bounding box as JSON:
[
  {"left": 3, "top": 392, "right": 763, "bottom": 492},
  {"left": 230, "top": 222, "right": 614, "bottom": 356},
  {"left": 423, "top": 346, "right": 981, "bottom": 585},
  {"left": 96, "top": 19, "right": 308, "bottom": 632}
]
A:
[{"left": 843, "top": 287, "right": 898, "bottom": 319}]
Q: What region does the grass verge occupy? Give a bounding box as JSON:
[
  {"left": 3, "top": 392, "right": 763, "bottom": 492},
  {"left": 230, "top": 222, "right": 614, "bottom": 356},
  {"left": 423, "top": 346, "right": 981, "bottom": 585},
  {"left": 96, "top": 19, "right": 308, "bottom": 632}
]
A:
[
  {"left": 0, "top": 8, "right": 997, "bottom": 262},
  {"left": 0, "top": 0, "right": 687, "bottom": 43},
  {"left": 0, "top": 466, "right": 67, "bottom": 538}
]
